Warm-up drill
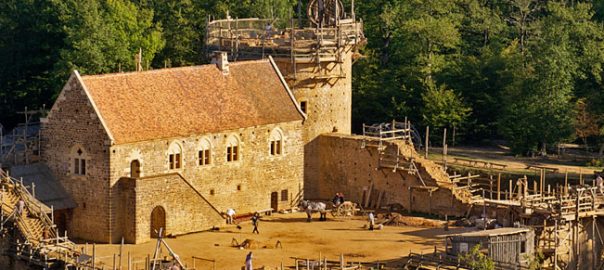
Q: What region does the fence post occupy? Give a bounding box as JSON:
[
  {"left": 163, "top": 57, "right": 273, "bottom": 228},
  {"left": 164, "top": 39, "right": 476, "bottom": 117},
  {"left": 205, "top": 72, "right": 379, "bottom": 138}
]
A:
[{"left": 92, "top": 243, "right": 96, "bottom": 269}]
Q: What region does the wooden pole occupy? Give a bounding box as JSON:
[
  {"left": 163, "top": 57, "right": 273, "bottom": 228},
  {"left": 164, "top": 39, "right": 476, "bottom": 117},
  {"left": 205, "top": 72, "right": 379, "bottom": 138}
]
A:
[
  {"left": 508, "top": 179, "right": 513, "bottom": 200},
  {"left": 497, "top": 173, "right": 501, "bottom": 200},
  {"left": 120, "top": 237, "right": 124, "bottom": 270},
  {"left": 565, "top": 169, "right": 569, "bottom": 195},
  {"left": 127, "top": 252, "right": 131, "bottom": 270},
  {"left": 580, "top": 169, "right": 584, "bottom": 185},
  {"left": 340, "top": 254, "right": 344, "bottom": 269},
  {"left": 92, "top": 243, "right": 96, "bottom": 269},
  {"left": 489, "top": 175, "right": 493, "bottom": 200},
  {"left": 442, "top": 128, "right": 447, "bottom": 170},
  {"left": 540, "top": 169, "right": 544, "bottom": 197},
  {"left": 425, "top": 126, "right": 429, "bottom": 159},
  {"left": 113, "top": 254, "right": 117, "bottom": 270}
]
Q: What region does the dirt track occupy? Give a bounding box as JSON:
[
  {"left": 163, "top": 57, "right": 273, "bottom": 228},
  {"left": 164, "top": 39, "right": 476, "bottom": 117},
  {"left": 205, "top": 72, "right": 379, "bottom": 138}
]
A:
[{"left": 85, "top": 212, "right": 471, "bottom": 269}]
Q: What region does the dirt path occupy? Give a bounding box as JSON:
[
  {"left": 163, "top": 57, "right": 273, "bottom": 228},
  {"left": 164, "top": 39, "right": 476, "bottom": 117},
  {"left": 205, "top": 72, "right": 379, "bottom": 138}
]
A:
[
  {"left": 85, "top": 213, "right": 468, "bottom": 269},
  {"left": 429, "top": 145, "right": 603, "bottom": 176}
]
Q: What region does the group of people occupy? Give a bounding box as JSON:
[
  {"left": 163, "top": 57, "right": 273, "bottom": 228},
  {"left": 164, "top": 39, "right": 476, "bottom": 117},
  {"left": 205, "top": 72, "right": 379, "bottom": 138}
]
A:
[
  {"left": 331, "top": 192, "right": 345, "bottom": 206},
  {"left": 225, "top": 208, "right": 261, "bottom": 234}
]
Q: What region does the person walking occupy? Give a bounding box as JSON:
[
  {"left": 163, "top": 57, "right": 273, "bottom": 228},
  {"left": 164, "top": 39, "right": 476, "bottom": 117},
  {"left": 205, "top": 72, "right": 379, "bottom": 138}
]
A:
[
  {"left": 16, "top": 198, "right": 25, "bottom": 218},
  {"left": 245, "top": 251, "right": 253, "bottom": 270},
  {"left": 368, "top": 212, "right": 375, "bottom": 231},
  {"left": 251, "top": 213, "right": 260, "bottom": 234}
]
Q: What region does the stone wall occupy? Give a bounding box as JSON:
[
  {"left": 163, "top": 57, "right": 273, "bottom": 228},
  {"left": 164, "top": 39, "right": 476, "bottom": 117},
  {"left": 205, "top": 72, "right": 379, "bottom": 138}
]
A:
[
  {"left": 117, "top": 174, "right": 225, "bottom": 243},
  {"left": 110, "top": 121, "right": 305, "bottom": 243},
  {"left": 274, "top": 47, "right": 355, "bottom": 198},
  {"left": 41, "top": 73, "right": 112, "bottom": 243},
  {"left": 310, "top": 133, "right": 468, "bottom": 216}
]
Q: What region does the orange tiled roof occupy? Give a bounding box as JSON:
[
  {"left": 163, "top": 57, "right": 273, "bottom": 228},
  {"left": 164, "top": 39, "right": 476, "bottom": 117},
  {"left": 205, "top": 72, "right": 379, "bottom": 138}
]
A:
[{"left": 80, "top": 60, "right": 303, "bottom": 144}]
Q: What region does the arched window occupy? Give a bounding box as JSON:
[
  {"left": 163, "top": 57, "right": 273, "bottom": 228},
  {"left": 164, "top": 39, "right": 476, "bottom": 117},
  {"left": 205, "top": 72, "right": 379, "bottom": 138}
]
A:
[
  {"left": 198, "top": 138, "right": 212, "bottom": 166},
  {"left": 226, "top": 135, "right": 240, "bottom": 162},
  {"left": 71, "top": 146, "right": 88, "bottom": 176},
  {"left": 269, "top": 128, "right": 283, "bottom": 156},
  {"left": 131, "top": 160, "right": 141, "bottom": 178},
  {"left": 168, "top": 142, "right": 182, "bottom": 169}
]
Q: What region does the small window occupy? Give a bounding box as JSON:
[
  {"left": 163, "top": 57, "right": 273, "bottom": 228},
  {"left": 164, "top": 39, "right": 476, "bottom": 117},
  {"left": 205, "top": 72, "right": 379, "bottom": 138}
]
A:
[
  {"left": 237, "top": 184, "right": 242, "bottom": 191},
  {"left": 130, "top": 160, "right": 141, "bottom": 178},
  {"left": 199, "top": 149, "right": 211, "bottom": 165},
  {"left": 198, "top": 138, "right": 212, "bottom": 166},
  {"left": 210, "top": 189, "right": 215, "bottom": 195},
  {"left": 72, "top": 147, "right": 87, "bottom": 176},
  {"left": 226, "top": 135, "right": 240, "bottom": 162},
  {"left": 269, "top": 129, "right": 283, "bottom": 156},
  {"left": 281, "top": 189, "right": 288, "bottom": 201},
  {"left": 520, "top": 241, "right": 526, "bottom": 253},
  {"left": 168, "top": 142, "right": 182, "bottom": 169},
  {"left": 300, "top": 101, "right": 307, "bottom": 113},
  {"left": 74, "top": 158, "right": 86, "bottom": 175}
]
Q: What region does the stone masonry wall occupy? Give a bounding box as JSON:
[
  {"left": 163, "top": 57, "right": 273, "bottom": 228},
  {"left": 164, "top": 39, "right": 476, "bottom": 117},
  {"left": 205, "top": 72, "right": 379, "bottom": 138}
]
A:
[
  {"left": 274, "top": 47, "right": 355, "bottom": 198},
  {"left": 312, "top": 133, "right": 468, "bottom": 216},
  {"left": 41, "top": 73, "right": 112, "bottom": 243},
  {"left": 110, "top": 120, "right": 304, "bottom": 243}
]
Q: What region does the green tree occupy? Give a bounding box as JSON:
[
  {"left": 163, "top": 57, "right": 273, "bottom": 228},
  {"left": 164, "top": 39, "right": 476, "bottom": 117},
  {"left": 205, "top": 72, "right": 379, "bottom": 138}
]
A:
[
  {"left": 52, "top": 0, "right": 164, "bottom": 78},
  {"left": 460, "top": 244, "right": 495, "bottom": 270},
  {"left": 421, "top": 78, "right": 471, "bottom": 130}
]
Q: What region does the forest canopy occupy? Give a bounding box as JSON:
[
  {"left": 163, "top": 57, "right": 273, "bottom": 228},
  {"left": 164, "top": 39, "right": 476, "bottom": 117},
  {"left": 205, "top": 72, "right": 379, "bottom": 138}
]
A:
[{"left": 2, "top": 0, "right": 604, "bottom": 155}]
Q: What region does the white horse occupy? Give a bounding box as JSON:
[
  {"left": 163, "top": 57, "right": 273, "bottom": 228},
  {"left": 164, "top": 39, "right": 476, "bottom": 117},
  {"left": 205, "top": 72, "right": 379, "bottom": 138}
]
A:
[{"left": 299, "top": 200, "right": 327, "bottom": 222}]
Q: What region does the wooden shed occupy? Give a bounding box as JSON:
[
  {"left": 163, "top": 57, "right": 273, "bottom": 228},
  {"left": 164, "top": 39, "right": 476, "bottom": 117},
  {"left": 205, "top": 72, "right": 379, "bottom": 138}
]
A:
[{"left": 446, "top": 227, "right": 535, "bottom": 268}]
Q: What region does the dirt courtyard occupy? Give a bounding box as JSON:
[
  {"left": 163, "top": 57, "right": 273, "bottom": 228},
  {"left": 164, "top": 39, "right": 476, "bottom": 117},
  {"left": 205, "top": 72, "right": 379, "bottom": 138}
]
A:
[{"left": 84, "top": 212, "right": 469, "bottom": 269}]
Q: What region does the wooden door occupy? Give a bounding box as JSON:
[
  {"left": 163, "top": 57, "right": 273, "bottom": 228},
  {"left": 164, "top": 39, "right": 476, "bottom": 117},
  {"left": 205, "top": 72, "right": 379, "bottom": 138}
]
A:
[
  {"left": 271, "top": 192, "right": 279, "bottom": 211},
  {"left": 130, "top": 160, "right": 141, "bottom": 178},
  {"left": 150, "top": 206, "right": 166, "bottom": 238}
]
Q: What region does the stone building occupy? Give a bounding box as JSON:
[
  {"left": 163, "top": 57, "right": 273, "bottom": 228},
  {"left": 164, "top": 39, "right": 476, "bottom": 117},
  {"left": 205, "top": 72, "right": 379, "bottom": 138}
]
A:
[{"left": 41, "top": 56, "right": 305, "bottom": 243}]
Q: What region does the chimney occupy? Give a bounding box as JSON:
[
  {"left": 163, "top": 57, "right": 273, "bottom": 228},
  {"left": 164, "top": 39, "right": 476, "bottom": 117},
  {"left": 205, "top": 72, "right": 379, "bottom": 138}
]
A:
[{"left": 211, "top": 51, "right": 229, "bottom": 75}]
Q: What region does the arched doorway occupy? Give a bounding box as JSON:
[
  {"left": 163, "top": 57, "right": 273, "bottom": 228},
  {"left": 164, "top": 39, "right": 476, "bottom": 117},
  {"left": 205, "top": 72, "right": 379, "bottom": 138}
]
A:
[
  {"left": 130, "top": 160, "right": 141, "bottom": 178},
  {"left": 150, "top": 206, "right": 166, "bottom": 238}
]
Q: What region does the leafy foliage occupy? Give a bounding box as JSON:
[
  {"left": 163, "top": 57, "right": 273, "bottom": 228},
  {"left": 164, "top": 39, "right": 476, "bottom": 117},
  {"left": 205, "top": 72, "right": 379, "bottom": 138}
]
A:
[
  {"left": 460, "top": 244, "right": 495, "bottom": 270},
  {"left": 1, "top": 0, "right": 604, "bottom": 155}
]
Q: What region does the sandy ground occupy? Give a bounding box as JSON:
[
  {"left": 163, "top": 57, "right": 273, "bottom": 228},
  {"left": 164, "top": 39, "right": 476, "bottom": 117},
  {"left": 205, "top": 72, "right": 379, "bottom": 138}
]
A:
[{"left": 83, "top": 212, "right": 470, "bottom": 269}]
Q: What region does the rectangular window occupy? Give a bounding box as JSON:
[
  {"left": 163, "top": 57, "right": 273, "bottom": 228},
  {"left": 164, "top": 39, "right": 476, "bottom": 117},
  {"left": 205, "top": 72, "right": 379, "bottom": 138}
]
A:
[
  {"left": 199, "top": 150, "right": 211, "bottom": 165},
  {"left": 169, "top": 154, "right": 181, "bottom": 169},
  {"left": 74, "top": 158, "right": 86, "bottom": 175},
  {"left": 80, "top": 159, "right": 86, "bottom": 175},
  {"left": 270, "top": 140, "right": 282, "bottom": 156},
  {"left": 227, "top": 146, "right": 239, "bottom": 162},
  {"left": 204, "top": 150, "right": 210, "bottom": 165},
  {"left": 281, "top": 189, "right": 288, "bottom": 201},
  {"left": 300, "top": 101, "right": 307, "bottom": 113}
]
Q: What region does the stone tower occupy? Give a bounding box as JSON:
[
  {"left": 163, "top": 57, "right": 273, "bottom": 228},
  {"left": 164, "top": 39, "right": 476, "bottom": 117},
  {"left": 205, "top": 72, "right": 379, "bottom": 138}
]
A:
[{"left": 206, "top": 0, "right": 365, "bottom": 197}]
